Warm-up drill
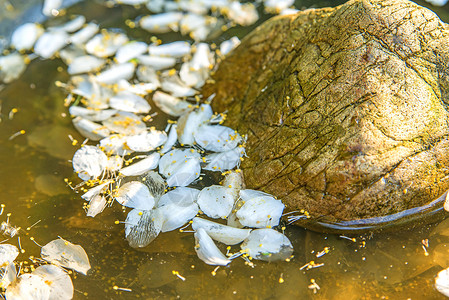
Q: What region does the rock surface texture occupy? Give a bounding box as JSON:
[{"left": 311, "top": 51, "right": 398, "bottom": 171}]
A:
[{"left": 203, "top": 0, "right": 449, "bottom": 222}]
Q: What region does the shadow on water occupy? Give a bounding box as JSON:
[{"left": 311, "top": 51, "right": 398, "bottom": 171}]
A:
[{"left": 1, "top": 0, "right": 449, "bottom": 299}]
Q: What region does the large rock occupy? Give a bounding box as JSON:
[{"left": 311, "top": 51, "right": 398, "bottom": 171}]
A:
[{"left": 203, "top": 0, "right": 449, "bottom": 223}]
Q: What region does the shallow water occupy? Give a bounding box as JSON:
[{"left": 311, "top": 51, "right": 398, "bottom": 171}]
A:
[{"left": 1, "top": 0, "right": 449, "bottom": 299}]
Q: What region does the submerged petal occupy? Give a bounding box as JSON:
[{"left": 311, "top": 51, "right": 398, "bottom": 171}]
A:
[
  {"left": 240, "top": 229, "right": 293, "bottom": 262},
  {"left": 125, "top": 209, "right": 163, "bottom": 248}
]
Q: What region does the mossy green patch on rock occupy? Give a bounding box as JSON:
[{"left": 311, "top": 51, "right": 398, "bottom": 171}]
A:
[{"left": 203, "top": 0, "right": 449, "bottom": 223}]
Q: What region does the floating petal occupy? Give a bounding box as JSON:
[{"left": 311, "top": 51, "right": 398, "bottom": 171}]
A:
[
  {"left": 67, "top": 55, "right": 105, "bottom": 75},
  {"left": 0, "top": 244, "right": 19, "bottom": 266},
  {"left": 69, "top": 106, "right": 117, "bottom": 122},
  {"left": 192, "top": 217, "right": 251, "bottom": 245},
  {"left": 177, "top": 104, "right": 213, "bottom": 145},
  {"left": 116, "top": 41, "right": 148, "bottom": 63},
  {"left": 160, "top": 124, "right": 178, "bottom": 154},
  {"left": 157, "top": 202, "right": 199, "bottom": 232},
  {"left": 85, "top": 32, "right": 128, "bottom": 58},
  {"left": 11, "top": 23, "right": 43, "bottom": 51},
  {"left": 115, "top": 181, "right": 155, "bottom": 210},
  {"left": 236, "top": 189, "right": 285, "bottom": 228},
  {"left": 197, "top": 185, "right": 236, "bottom": 219},
  {"left": 126, "top": 130, "right": 167, "bottom": 152},
  {"left": 194, "top": 228, "right": 231, "bottom": 266},
  {"left": 86, "top": 195, "right": 107, "bottom": 217},
  {"left": 72, "top": 145, "right": 108, "bottom": 180},
  {"left": 203, "top": 146, "right": 245, "bottom": 171},
  {"left": 70, "top": 23, "right": 99, "bottom": 45},
  {"left": 41, "top": 239, "right": 91, "bottom": 275},
  {"left": 152, "top": 91, "right": 192, "bottom": 117},
  {"left": 220, "top": 36, "right": 240, "bottom": 56},
  {"left": 125, "top": 209, "right": 163, "bottom": 248},
  {"left": 95, "top": 62, "right": 135, "bottom": 84},
  {"left": 157, "top": 187, "right": 199, "bottom": 207},
  {"left": 436, "top": 267, "right": 449, "bottom": 297},
  {"left": 34, "top": 30, "right": 69, "bottom": 59},
  {"left": 240, "top": 229, "right": 293, "bottom": 261},
  {"left": 0, "top": 53, "right": 26, "bottom": 84},
  {"left": 102, "top": 111, "right": 146, "bottom": 135},
  {"left": 72, "top": 117, "right": 110, "bottom": 141},
  {"left": 139, "top": 12, "right": 183, "bottom": 33},
  {"left": 136, "top": 55, "right": 177, "bottom": 70},
  {"left": 120, "top": 153, "right": 160, "bottom": 176},
  {"left": 194, "top": 124, "right": 242, "bottom": 152}
]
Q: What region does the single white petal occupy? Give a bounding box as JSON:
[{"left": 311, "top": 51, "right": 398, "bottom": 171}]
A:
[
  {"left": 240, "top": 229, "right": 293, "bottom": 261},
  {"left": 177, "top": 104, "right": 213, "bottom": 145},
  {"left": 192, "top": 217, "right": 251, "bottom": 245},
  {"left": 67, "top": 55, "right": 105, "bottom": 75},
  {"left": 0, "top": 261, "right": 16, "bottom": 289},
  {"left": 86, "top": 195, "right": 107, "bottom": 217},
  {"left": 70, "top": 23, "right": 99, "bottom": 45},
  {"left": 49, "top": 15, "right": 86, "bottom": 32},
  {"left": 41, "top": 239, "right": 91, "bottom": 275},
  {"left": 11, "top": 23, "right": 44, "bottom": 51},
  {"left": 42, "top": 0, "right": 63, "bottom": 16},
  {"left": 81, "top": 180, "right": 111, "bottom": 201},
  {"left": 100, "top": 134, "right": 129, "bottom": 155},
  {"left": 115, "top": 181, "right": 155, "bottom": 210},
  {"left": 263, "top": 0, "right": 294, "bottom": 12},
  {"left": 126, "top": 130, "right": 167, "bottom": 152},
  {"left": 0, "top": 244, "right": 19, "bottom": 266},
  {"left": 220, "top": 36, "right": 240, "bottom": 56},
  {"left": 32, "top": 265, "right": 74, "bottom": 299},
  {"left": 159, "top": 149, "right": 200, "bottom": 178},
  {"left": 85, "top": 32, "right": 128, "bottom": 58},
  {"left": 102, "top": 111, "right": 146, "bottom": 135},
  {"left": 156, "top": 202, "right": 199, "bottom": 232},
  {"left": 160, "top": 124, "right": 178, "bottom": 154},
  {"left": 136, "top": 55, "right": 177, "bottom": 70},
  {"left": 194, "top": 124, "right": 242, "bottom": 152},
  {"left": 5, "top": 273, "right": 50, "bottom": 300},
  {"left": 139, "top": 12, "right": 183, "bottom": 33},
  {"left": 148, "top": 41, "right": 191, "bottom": 57},
  {"left": 152, "top": 91, "right": 192, "bottom": 117},
  {"left": 117, "top": 79, "right": 158, "bottom": 96},
  {"left": 203, "top": 146, "right": 245, "bottom": 171},
  {"left": 72, "top": 116, "right": 111, "bottom": 141},
  {"left": 34, "top": 30, "right": 69, "bottom": 59},
  {"left": 72, "top": 145, "right": 108, "bottom": 180},
  {"left": 226, "top": 1, "right": 259, "bottom": 26},
  {"left": 95, "top": 62, "right": 135, "bottom": 84},
  {"left": 161, "top": 73, "right": 197, "bottom": 97},
  {"left": 109, "top": 91, "right": 151, "bottom": 113},
  {"left": 194, "top": 228, "right": 231, "bottom": 266},
  {"left": 125, "top": 209, "right": 163, "bottom": 248},
  {"left": 140, "top": 171, "right": 166, "bottom": 199},
  {"left": 236, "top": 189, "right": 285, "bottom": 228},
  {"left": 436, "top": 267, "right": 449, "bottom": 297},
  {"left": 70, "top": 75, "right": 113, "bottom": 109},
  {"left": 157, "top": 186, "right": 199, "bottom": 207},
  {"left": 115, "top": 41, "right": 148, "bottom": 63},
  {"left": 69, "top": 106, "right": 117, "bottom": 122},
  {"left": 0, "top": 53, "right": 26, "bottom": 83},
  {"left": 120, "top": 153, "right": 160, "bottom": 176},
  {"left": 197, "top": 185, "right": 236, "bottom": 219}
]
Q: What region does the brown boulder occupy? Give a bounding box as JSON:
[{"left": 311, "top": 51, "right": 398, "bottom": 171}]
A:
[{"left": 203, "top": 0, "right": 449, "bottom": 225}]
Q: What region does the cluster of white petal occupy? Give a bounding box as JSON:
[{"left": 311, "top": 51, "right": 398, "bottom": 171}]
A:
[{"left": 1, "top": 0, "right": 302, "bottom": 272}]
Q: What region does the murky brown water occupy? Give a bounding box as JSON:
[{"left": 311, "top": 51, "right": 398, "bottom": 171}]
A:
[{"left": 1, "top": 0, "right": 449, "bottom": 299}]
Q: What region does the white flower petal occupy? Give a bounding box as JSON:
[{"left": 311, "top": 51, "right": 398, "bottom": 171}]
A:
[
  {"left": 139, "top": 12, "right": 183, "bottom": 33},
  {"left": 120, "top": 153, "right": 160, "bottom": 176},
  {"left": 115, "top": 181, "right": 155, "bottom": 210},
  {"left": 86, "top": 195, "right": 107, "bottom": 217},
  {"left": 70, "top": 23, "right": 99, "bottom": 45},
  {"left": 203, "top": 146, "right": 245, "bottom": 171},
  {"left": 0, "top": 53, "right": 26, "bottom": 83},
  {"left": 126, "top": 130, "right": 167, "bottom": 152},
  {"left": 115, "top": 41, "right": 148, "bottom": 63},
  {"left": 148, "top": 41, "right": 191, "bottom": 57},
  {"left": 85, "top": 32, "right": 128, "bottom": 58},
  {"left": 240, "top": 229, "right": 293, "bottom": 261},
  {"left": 192, "top": 217, "right": 251, "bottom": 245},
  {"left": 95, "top": 62, "right": 135, "bottom": 84},
  {"left": 34, "top": 30, "right": 69, "bottom": 59},
  {"left": 161, "top": 73, "right": 197, "bottom": 97},
  {"left": 100, "top": 134, "right": 129, "bottom": 155},
  {"left": 125, "top": 209, "right": 163, "bottom": 248},
  {"left": 0, "top": 244, "right": 19, "bottom": 266},
  {"left": 11, "top": 23, "right": 43, "bottom": 51},
  {"left": 157, "top": 202, "right": 199, "bottom": 232},
  {"left": 220, "top": 36, "right": 240, "bottom": 56},
  {"left": 194, "top": 124, "right": 242, "bottom": 152},
  {"left": 197, "top": 185, "right": 236, "bottom": 219},
  {"left": 50, "top": 15, "right": 86, "bottom": 33},
  {"left": 436, "top": 267, "right": 449, "bottom": 297},
  {"left": 161, "top": 124, "right": 178, "bottom": 154},
  {"left": 236, "top": 189, "right": 285, "bottom": 228},
  {"left": 67, "top": 55, "right": 105, "bottom": 75},
  {"left": 177, "top": 104, "right": 213, "bottom": 145},
  {"left": 109, "top": 91, "right": 151, "bottom": 113},
  {"left": 72, "top": 116, "right": 111, "bottom": 141},
  {"left": 72, "top": 145, "right": 108, "bottom": 180},
  {"left": 157, "top": 186, "right": 199, "bottom": 207},
  {"left": 41, "top": 239, "right": 91, "bottom": 275},
  {"left": 102, "top": 111, "right": 146, "bottom": 135},
  {"left": 42, "top": 0, "right": 63, "bottom": 16},
  {"left": 136, "top": 55, "right": 177, "bottom": 70},
  {"left": 69, "top": 106, "right": 117, "bottom": 122},
  {"left": 152, "top": 91, "right": 192, "bottom": 117},
  {"left": 194, "top": 228, "right": 231, "bottom": 266}
]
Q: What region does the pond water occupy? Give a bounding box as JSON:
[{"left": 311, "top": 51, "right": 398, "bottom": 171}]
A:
[{"left": 1, "top": 0, "right": 449, "bottom": 299}]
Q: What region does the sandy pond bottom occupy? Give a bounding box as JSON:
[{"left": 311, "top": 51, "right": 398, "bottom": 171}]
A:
[{"left": 1, "top": 0, "right": 449, "bottom": 299}]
